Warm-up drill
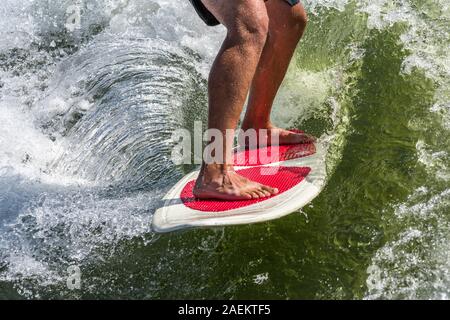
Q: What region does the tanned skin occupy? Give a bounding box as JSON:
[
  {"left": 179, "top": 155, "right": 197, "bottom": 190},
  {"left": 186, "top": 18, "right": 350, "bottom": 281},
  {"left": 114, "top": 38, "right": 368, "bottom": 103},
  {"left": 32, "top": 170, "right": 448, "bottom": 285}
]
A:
[{"left": 193, "top": 0, "right": 315, "bottom": 201}]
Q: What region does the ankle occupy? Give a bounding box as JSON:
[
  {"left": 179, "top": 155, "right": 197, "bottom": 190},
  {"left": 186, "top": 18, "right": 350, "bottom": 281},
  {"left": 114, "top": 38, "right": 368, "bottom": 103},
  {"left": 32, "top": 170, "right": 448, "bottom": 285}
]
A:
[
  {"left": 241, "top": 119, "right": 272, "bottom": 131},
  {"left": 201, "top": 163, "right": 235, "bottom": 174}
]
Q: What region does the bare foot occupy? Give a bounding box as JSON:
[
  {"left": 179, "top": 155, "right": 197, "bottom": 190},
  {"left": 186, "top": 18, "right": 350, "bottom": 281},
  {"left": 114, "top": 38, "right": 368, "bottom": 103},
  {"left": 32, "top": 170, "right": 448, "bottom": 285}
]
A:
[
  {"left": 193, "top": 164, "right": 279, "bottom": 201},
  {"left": 240, "top": 124, "right": 316, "bottom": 147}
]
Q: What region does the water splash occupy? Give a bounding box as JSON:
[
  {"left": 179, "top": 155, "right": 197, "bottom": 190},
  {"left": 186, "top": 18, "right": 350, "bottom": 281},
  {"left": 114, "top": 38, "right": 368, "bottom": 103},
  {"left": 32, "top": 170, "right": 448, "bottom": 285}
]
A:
[{"left": 0, "top": 0, "right": 449, "bottom": 299}]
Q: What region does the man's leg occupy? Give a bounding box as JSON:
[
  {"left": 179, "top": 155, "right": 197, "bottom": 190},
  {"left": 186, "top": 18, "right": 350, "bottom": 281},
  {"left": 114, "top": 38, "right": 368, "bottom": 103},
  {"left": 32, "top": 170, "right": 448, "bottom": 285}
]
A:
[
  {"left": 193, "top": 0, "right": 278, "bottom": 200},
  {"left": 242, "top": 0, "right": 315, "bottom": 145}
]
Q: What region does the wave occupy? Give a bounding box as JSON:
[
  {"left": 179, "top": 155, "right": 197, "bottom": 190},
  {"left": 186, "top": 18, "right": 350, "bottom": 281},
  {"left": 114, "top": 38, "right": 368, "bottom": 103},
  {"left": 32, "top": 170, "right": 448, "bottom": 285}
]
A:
[{"left": 0, "top": 0, "right": 448, "bottom": 299}]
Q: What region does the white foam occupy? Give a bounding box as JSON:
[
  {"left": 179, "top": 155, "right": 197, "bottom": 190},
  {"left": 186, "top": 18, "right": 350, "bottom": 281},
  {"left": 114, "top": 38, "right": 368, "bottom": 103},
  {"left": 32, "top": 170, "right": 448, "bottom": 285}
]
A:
[
  {"left": 416, "top": 140, "right": 450, "bottom": 181},
  {"left": 366, "top": 188, "right": 450, "bottom": 299},
  {"left": 0, "top": 0, "right": 449, "bottom": 298}
]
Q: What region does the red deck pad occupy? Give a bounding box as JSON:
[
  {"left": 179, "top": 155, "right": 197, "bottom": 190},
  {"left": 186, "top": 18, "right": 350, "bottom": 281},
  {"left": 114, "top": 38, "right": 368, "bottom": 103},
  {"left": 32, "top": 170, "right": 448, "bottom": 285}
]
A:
[
  {"left": 233, "top": 130, "right": 315, "bottom": 166},
  {"left": 181, "top": 166, "right": 311, "bottom": 212},
  {"left": 233, "top": 143, "right": 315, "bottom": 166}
]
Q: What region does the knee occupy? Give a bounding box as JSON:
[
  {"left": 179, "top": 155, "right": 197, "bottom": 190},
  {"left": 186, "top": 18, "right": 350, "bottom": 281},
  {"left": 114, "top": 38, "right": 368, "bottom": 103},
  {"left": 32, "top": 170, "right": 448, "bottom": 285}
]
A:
[
  {"left": 228, "top": 10, "right": 269, "bottom": 49},
  {"left": 292, "top": 5, "right": 308, "bottom": 32}
]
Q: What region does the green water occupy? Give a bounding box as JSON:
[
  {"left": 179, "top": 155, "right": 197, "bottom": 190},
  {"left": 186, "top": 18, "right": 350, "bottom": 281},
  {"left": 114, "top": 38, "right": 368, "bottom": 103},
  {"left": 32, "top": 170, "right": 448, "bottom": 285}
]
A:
[
  {"left": 66, "top": 8, "right": 448, "bottom": 300},
  {"left": 0, "top": 1, "right": 449, "bottom": 299}
]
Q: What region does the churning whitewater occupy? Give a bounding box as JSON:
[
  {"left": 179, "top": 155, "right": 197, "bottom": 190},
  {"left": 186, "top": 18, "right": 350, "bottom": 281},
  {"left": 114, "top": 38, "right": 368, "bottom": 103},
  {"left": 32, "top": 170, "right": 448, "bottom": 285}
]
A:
[{"left": 0, "top": 0, "right": 449, "bottom": 299}]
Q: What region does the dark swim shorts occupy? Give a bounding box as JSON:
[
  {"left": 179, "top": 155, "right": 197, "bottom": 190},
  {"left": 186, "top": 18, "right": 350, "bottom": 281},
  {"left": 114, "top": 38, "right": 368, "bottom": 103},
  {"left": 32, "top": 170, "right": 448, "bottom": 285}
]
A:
[{"left": 189, "top": 0, "right": 301, "bottom": 26}]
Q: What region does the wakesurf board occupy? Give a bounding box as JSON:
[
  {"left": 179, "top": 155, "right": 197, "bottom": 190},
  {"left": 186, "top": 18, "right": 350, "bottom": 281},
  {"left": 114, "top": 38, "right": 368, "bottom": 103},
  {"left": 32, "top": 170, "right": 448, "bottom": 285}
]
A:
[{"left": 152, "top": 131, "right": 326, "bottom": 233}]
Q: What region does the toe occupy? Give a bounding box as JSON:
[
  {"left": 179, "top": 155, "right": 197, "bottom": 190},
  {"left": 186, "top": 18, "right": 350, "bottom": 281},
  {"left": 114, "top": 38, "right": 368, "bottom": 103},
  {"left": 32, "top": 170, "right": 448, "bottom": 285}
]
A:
[
  {"left": 262, "top": 185, "right": 279, "bottom": 195},
  {"left": 250, "top": 191, "right": 260, "bottom": 199},
  {"left": 255, "top": 190, "right": 267, "bottom": 198},
  {"left": 236, "top": 193, "right": 253, "bottom": 200},
  {"left": 261, "top": 189, "right": 271, "bottom": 197},
  {"left": 241, "top": 192, "right": 253, "bottom": 200},
  {"left": 241, "top": 192, "right": 253, "bottom": 199}
]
